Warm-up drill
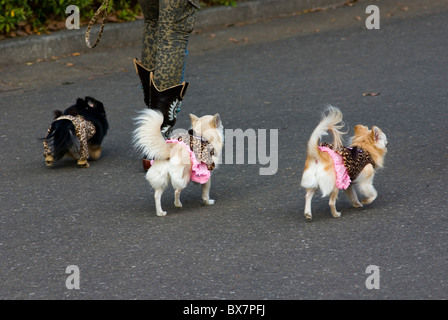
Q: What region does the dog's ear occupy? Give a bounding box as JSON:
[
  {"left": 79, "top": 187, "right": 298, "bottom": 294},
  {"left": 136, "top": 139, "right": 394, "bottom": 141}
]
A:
[
  {"left": 95, "top": 100, "right": 106, "bottom": 114},
  {"left": 354, "top": 124, "right": 368, "bottom": 136},
  {"left": 75, "top": 98, "right": 89, "bottom": 110},
  {"left": 371, "top": 126, "right": 388, "bottom": 149},
  {"left": 210, "top": 113, "right": 221, "bottom": 128},
  {"left": 371, "top": 126, "right": 385, "bottom": 144},
  {"left": 190, "top": 114, "right": 199, "bottom": 125},
  {"left": 371, "top": 126, "right": 379, "bottom": 142},
  {"left": 85, "top": 96, "right": 96, "bottom": 108}
]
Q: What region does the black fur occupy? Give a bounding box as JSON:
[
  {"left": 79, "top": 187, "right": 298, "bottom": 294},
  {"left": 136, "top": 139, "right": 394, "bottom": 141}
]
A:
[
  {"left": 46, "top": 119, "right": 78, "bottom": 161},
  {"left": 44, "top": 96, "right": 108, "bottom": 164}
]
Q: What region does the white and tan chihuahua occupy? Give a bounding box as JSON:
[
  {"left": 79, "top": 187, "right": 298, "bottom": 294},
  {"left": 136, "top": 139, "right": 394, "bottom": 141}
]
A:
[
  {"left": 133, "top": 109, "right": 224, "bottom": 216},
  {"left": 300, "top": 106, "right": 388, "bottom": 220}
]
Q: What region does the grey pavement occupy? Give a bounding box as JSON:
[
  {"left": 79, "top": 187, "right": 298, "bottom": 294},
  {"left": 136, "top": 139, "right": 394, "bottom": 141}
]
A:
[{"left": 0, "top": 0, "right": 447, "bottom": 301}]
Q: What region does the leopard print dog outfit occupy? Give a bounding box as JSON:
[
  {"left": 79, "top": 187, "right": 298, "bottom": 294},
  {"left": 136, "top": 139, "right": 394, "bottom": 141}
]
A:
[
  {"left": 43, "top": 115, "right": 96, "bottom": 162},
  {"left": 171, "top": 129, "right": 215, "bottom": 171},
  {"left": 320, "top": 142, "right": 376, "bottom": 181}
]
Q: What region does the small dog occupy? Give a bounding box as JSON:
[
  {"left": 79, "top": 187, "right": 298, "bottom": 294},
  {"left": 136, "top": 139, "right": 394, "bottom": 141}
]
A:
[
  {"left": 133, "top": 109, "right": 224, "bottom": 216},
  {"left": 300, "top": 106, "right": 388, "bottom": 220},
  {"left": 43, "top": 97, "right": 109, "bottom": 168}
]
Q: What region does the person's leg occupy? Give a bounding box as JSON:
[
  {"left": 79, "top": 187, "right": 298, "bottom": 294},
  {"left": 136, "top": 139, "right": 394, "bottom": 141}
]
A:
[
  {"left": 139, "top": 0, "right": 159, "bottom": 70},
  {"left": 135, "top": 0, "right": 159, "bottom": 107},
  {"left": 153, "top": 0, "right": 197, "bottom": 90},
  {"left": 137, "top": 0, "right": 197, "bottom": 171},
  {"left": 145, "top": 0, "right": 197, "bottom": 138}
]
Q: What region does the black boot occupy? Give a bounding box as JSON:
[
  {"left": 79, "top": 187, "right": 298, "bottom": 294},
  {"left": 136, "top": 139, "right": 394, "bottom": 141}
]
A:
[
  {"left": 149, "top": 72, "right": 189, "bottom": 139},
  {"left": 133, "top": 58, "right": 153, "bottom": 107},
  {"left": 134, "top": 58, "right": 155, "bottom": 172}
]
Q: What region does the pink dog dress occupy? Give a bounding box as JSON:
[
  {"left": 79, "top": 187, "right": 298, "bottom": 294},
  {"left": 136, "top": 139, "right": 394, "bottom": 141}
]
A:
[{"left": 319, "top": 142, "right": 376, "bottom": 189}]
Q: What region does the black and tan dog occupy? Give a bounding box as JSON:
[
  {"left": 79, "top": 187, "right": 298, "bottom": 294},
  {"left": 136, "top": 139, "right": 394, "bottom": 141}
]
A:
[{"left": 43, "top": 97, "right": 109, "bottom": 168}]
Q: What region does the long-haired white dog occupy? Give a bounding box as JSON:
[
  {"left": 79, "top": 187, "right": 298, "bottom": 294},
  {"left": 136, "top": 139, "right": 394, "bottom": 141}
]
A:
[
  {"left": 300, "top": 106, "right": 388, "bottom": 220},
  {"left": 133, "top": 109, "right": 224, "bottom": 216}
]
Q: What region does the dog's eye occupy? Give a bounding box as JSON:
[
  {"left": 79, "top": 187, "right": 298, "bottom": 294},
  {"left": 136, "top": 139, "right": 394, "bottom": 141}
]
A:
[{"left": 210, "top": 149, "right": 214, "bottom": 156}]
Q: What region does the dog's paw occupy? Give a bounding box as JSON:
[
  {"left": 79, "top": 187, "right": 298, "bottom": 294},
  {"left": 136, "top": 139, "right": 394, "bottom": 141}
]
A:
[
  {"left": 174, "top": 200, "right": 183, "bottom": 208},
  {"left": 304, "top": 213, "right": 312, "bottom": 221},
  {"left": 45, "top": 156, "right": 54, "bottom": 167},
  {"left": 331, "top": 211, "right": 342, "bottom": 218},
  {"left": 89, "top": 145, "right": 102, "bottom": 160},
  {"left": 156, "top": 210, "right": 167, "bottom": 217},
  {"left": 77, "top": 159, "right": 89, "bottom": 168},
  {"left": 204, "top": 199, "right": 215, "bottom": 205},
  {"left": 352, "top": 201, "right": 363, "bottom": 208},
  {"left": 361, "top": 197, "right": 375, "bottom": 205}
]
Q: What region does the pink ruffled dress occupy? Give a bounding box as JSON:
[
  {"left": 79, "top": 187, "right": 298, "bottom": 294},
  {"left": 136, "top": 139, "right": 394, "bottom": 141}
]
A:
[
  {"left": 151, "top": 139, "right": 211, "bottom": 184},
  {"left": 318, "top": 146, "right": 351, "bottom": 189}
]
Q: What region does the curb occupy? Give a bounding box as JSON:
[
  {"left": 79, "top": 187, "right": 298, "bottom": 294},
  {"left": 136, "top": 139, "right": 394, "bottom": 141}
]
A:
[{"left": 0, "top": 0, "right": 345, "bottom": 66}]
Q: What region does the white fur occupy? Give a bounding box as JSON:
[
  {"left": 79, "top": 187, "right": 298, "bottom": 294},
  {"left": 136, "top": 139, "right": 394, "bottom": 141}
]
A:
[
  {"left": 133, "top": 110, "right": 171, "bottom": 160},
  {"left": 133, "top": 109, "right": 224, "bottom": 217}
]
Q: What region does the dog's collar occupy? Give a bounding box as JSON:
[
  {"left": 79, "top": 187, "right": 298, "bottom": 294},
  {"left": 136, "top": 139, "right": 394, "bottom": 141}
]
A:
[{"left": 188, "top": 129, "right": 209, "bottom": 144}]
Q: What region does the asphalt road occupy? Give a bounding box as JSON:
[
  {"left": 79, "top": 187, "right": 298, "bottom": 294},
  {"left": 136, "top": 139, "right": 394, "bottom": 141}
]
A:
[{"left": 0, "top": 0, "right": 447, "bottom": 300}]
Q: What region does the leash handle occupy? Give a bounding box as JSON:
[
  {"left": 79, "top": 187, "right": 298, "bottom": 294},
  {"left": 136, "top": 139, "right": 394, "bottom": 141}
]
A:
[{"left": 85, "top": 0, "right": 110, "bottom": 49}]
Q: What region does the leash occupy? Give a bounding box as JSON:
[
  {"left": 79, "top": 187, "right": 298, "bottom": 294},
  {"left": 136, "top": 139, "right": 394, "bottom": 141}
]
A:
[{"left": 85, "top": 0, "right": 110, "bottom": 49}]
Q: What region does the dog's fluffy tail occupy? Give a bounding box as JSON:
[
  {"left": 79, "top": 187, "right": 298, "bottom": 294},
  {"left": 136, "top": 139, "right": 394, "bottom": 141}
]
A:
[
  {"left": 133, "top": 109, "right": 171, "bottom": 160},
  {"left": 46, "top": 119, "right": 79, "bottom": 161},
  {"left": 307, "top": 106, "right": 346, "bottom": 159}
]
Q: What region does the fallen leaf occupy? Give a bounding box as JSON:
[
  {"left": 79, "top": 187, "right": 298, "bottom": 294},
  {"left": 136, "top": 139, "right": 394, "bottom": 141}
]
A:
[
  {"left": 66, "top": 63, "right": 74, "bottom": 67},
  {"left": 72, "top": 52, "right": 81, "bottom": 56},
  {"left": 363, "top": 92, "right": 380, "bottom": 96},
  {"left": 229, "top": 37, "right": 239, "bottom": 43}
]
